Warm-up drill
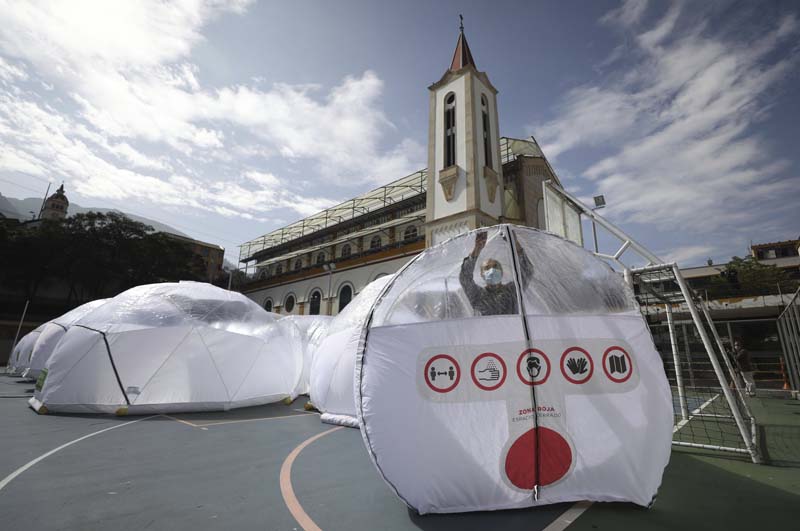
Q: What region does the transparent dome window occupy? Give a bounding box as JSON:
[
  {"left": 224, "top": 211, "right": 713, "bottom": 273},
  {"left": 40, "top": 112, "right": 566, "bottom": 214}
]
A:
[{"left": 371, "top": 226, "right": 637, "bottom": 327}]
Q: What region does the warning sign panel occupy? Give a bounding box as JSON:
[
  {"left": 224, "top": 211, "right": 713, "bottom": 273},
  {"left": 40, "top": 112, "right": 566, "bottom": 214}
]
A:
[
  {"left": 470, "top": 352, "right": 507, "bottom": 391},
  {"left": 602, "top": 346, "right": 633, "bottom": 383},
  {"left": 516, "top": 348, "right": 550, "bottom": 386},
  {"left": 560, "top": 347, "right": 594, "bottom": 384},
  {"left": 424, "top": 354, "right": 460, "bottom": 393}
]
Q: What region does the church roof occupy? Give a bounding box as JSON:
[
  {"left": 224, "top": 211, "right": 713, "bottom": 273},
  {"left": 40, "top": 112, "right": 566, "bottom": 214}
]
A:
[{"left": 449, "top": 27, "right": 476, "bottom": 71}]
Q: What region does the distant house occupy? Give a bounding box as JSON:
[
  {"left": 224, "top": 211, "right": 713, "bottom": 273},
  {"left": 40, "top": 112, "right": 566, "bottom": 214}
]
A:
[{"left": 162, "top": 232, "right": 225, "bottom": 283}]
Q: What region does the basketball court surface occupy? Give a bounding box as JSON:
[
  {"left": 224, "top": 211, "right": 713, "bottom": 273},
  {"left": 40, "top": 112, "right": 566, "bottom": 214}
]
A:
[{"left": 1, "top": 376, "right": 798, "bottom": 530}]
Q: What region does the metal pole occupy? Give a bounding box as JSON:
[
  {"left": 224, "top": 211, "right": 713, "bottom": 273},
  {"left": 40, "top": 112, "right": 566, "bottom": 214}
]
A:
[
  {"left": 666, "top": 304, "right": 689, "bottom": 421},
  {"left": 700, "top": 301, "right": 744, "bottom": 390},
  {"left": 592, "top": 220, "right": 599, "bottom": 253},
  {"left": 777, "top": 319, "right": 799, "bottom": 390},
  {"left": 672, "top": 264, "right": 761, "bottom": 463},
  {"left": 681, "top": 323, "right": 696, "bottom": 388},
  {"left": 700, "top": 300, "right": 755, "bottom": 418},
  {"left": 9, "top": 300, "right": 30, "bottom": 364},
  {"left": 327, "top": 269, "right": 334, "bottom": 315},
  {"left": 785, "top": 303, "right": 800, "bottom": 391}
]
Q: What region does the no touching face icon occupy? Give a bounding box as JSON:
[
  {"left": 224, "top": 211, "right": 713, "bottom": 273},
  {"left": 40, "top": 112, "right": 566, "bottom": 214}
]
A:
[{"left": 516, "top": 349, "right": 550, "bottom": 385}]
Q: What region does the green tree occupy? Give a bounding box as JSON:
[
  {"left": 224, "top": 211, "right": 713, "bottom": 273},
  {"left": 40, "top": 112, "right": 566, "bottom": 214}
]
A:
[{"left": 711, "top": 255, "right": 788, "bottom": 295}]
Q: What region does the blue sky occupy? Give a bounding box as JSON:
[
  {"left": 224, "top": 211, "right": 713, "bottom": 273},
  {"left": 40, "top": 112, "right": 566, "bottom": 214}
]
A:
[{"left": 0, "top": 0, "right": 797, "bottom": 266}]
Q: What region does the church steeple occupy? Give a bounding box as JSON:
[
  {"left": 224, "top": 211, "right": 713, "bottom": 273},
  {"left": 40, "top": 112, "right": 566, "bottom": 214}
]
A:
[
  {"left": 426, "top": 19, "right": 503, "bottom": 247},
  {"left": 449, "top": 15, "right": 476, "bottom": 71}
]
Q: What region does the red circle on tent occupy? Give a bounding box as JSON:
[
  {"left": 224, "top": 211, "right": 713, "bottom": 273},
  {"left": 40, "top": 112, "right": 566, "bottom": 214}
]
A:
[
  {"left": 470, "top": 352, "right": 507, "bottom": 391},
  {"left": 505, "top": 427, "right": 572, "bottom": 489},
  {"left": 424, "top": 354, "right": 460, "bottom": 393},
  {"left": 602, "top": 346, "right": 633, "bottom": 383},
  {"left": 516, "top": 349, "right": 550, "bottom": 386},
  {"left": 560, "top": 347, "right": 594, "bottom": 384}
]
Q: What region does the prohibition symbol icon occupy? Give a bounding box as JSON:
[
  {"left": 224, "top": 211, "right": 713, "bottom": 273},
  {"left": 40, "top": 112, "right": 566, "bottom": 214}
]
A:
[
  {"left": 516, "top": 348, "right": 550, "bottom": 386},
  {"left": 471, "top": 352, "right": 507, "bottom": 391},
  {"left": 602, "top": 346, "right": 633, "bottom": 383},
  {"left": 424, "top": 354, "right": 460, "bottom": 393},
  {"left": 560, "top": 346, "right": 594, "bottom": 384}
]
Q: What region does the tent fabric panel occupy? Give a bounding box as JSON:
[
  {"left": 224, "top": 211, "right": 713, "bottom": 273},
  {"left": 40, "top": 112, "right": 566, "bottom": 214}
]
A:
[
  {"left": 359, "top": 316, "right": 530, "bottom": 514},
  {"left": 510, "top": 228, "right": 637, "bottom": 315},
  {"left": 132, "top": 327, "right": 229, "bottom": 406},
  {"left": 27, "top": 323, "right": 68, "bottom": 378},
  {"left": 371, "top": 227, "right": 514, "bottom": 327},
  {"left": 524, "top": 313, "right": 672, "bottom": 507},
  {"left": 106, "top": 325, "right": 194, "bottom": 398},
  {"left": 310, "top": 327, "right": 359, "bottom": 418},
  {"left": 36, "top": 326, "right": 126, "bottom": 411},
  {"left": 197, "top": 326, "right": 264, "bottom": 399}
]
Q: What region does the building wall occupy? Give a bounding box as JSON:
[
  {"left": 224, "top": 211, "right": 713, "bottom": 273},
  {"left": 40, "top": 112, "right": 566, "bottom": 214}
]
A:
[{"left": 247, "top": 254, "right": 416, "bottom": 316}]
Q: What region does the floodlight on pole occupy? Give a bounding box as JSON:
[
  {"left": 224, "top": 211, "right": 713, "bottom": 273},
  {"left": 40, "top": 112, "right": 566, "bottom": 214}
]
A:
[{"left": 591, "top": 195, "right": 606, "bottom": 254}]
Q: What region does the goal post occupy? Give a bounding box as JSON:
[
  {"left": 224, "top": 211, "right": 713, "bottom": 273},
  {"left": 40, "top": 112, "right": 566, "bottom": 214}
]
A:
[{"left": 542, "top": 180, "right": 763, "bottom": 463}]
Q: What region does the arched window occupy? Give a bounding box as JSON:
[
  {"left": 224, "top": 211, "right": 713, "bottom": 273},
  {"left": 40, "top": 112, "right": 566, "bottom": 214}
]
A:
[
  {"left": 444, "top": 93, "right": 456, "bottom": 168},
  {"left": 481, "top": 94, "right": 492, "bottom": 168},
  {"left": 316, "top": 252, "right": 326, "bottom": 265},
  {"left": 341, "top": 244, "right": 351, "bottom": 259},
  {"left": 284, "top": 294, "right": 295, "bottom": 313},
  {"left": 403, "top": 225, "right": 418, "bottom": 242},
  {"left": 309, "top": 290, "right": 322, "bottom": 315},
  {"left": 264, "top": 299, "right": 273, "bottom": 312},
  {"left": 338, "top": 284, "right": 353, "bottom": 312},
  {"left": 294, "top": 259, "right": 303, "bottom": 271},
  {"left": 275, "top": 264, "right": 283, "bottom": 275},
  {"left": 369, "top": 235, "right": 381, "bottom": 250}
]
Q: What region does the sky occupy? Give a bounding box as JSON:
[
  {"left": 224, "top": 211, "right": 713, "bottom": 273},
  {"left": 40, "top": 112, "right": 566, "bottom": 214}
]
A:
[{"left": 0, "top": 0, "right": 798, "bottom": 267}]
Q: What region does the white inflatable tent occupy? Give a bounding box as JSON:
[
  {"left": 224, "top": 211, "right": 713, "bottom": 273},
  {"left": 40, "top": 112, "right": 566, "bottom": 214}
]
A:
[
  {"left": 356, "top": 225, "right": 673, "bottom": 513},
  {"left": 24, "top": 299, "right": 109, "bottom": 380},
  {"left": 309, "top": 275, "right": 393, "bottom": 427},
  {"left": 30, "top": 282, "right": 303, "bottom": 415},
  {"left": 7, "top": 325, "right": 45, "bottom": 376},
  {"left": 279, "top": 315, "right": 332, "bottom": 396}
]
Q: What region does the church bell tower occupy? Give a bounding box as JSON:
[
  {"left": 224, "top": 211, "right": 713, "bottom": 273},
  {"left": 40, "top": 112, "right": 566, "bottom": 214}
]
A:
[{"left": 426, "top": 19, "right": 503, "bottom": 246}]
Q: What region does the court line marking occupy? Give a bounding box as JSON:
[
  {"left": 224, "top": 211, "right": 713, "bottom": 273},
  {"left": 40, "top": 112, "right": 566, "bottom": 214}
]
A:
[
  {"left": 164, "top": 412, "right": 317, "bottom": 429},
  {"left": 280, "top": 426, "right": 344, "bottom": 531},
  {"left": 542, "top": 500, "right": 593, "bottom": 531},
  {"left": 0, "top": 415, "right": 157, "bottom": 493},
  {"left": 673, "top": 393, "right": 719, "bottom": 433}
]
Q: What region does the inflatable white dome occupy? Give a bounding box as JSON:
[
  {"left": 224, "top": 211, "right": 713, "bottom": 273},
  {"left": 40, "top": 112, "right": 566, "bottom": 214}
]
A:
[
  {"left": 29, "top": 282, "right": 303, "bottom": 415},
  {"left": 7, "top": 325, "right": 45, "bottom": 376},
  {"left": 310, "top": 275, "right": 393, "bottom": 427},
  {"left": 279, "top": 315, "right": 332, "bottom": 396},
  {"left": 25, "top": 299, "right": 109, "bottom": 380},
  {"left": 356, "top": 225, "right": 673, "bottom": 513}
]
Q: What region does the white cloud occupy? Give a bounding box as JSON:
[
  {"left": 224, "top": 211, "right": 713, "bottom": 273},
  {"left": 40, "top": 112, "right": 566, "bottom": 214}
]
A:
[
  {"left": 601, "top": 0, "right": 649, "bottom": 28},
  {"left": 0, "top": 0, "right": 423, "bottom": 236},
  {"left": 661, "top": 245, "right": 717, "bottom": 266},
  {"left": 534, "top": 5, "right": 800, "bottom": 237}
]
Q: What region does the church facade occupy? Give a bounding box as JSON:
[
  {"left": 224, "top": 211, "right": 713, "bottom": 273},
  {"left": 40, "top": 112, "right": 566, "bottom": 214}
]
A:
[{"left": 238, "top": 28, "right": 562, "bottom": 315}]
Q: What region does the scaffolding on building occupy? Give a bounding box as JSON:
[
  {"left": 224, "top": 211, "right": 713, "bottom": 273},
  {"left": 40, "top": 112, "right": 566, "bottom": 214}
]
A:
[{"left": 238, "top": 169, "right": 426, "bottom": 268}]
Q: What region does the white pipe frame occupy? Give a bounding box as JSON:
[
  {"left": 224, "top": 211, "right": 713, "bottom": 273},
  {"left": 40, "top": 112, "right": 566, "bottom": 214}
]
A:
[{"left": 543, "top": 180, "right": 763, "bottom": 464}]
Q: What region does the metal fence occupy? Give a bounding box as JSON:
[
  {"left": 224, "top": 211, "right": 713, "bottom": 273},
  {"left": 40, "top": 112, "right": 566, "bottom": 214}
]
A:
[{"left": 777, "top": 288, "right": 800, "bottom": 391}]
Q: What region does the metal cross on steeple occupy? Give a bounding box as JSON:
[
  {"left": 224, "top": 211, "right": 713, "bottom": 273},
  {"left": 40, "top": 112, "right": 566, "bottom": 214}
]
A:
[{"left": 459, "top": 14, "right": 464, "bottom": 33}]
